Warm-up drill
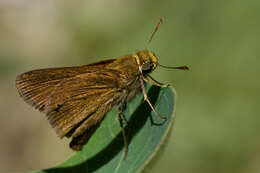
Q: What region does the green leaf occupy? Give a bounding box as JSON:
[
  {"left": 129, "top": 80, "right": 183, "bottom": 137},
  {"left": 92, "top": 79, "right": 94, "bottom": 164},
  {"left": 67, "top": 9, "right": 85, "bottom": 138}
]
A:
[{"left": 33, "top": 84, "right": 176, "bottom": 173}]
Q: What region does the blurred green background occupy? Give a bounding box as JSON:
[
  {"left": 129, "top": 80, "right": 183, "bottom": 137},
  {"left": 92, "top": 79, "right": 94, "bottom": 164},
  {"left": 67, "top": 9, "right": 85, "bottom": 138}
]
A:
[{"left": 0, "top": 0, "right": 259, "bottom": 172}]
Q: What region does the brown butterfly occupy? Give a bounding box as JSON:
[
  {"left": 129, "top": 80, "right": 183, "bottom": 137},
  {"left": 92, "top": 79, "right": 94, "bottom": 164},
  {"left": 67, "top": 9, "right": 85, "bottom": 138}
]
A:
[{"left": 15, "top": 19, "right": 188, "bottom": 159}]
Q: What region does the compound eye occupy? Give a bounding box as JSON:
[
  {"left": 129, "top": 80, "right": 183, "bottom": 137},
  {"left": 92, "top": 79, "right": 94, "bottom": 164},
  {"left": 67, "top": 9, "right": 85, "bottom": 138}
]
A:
[{"left": 141, "top": 63, "right": 153, "bottom": 74}]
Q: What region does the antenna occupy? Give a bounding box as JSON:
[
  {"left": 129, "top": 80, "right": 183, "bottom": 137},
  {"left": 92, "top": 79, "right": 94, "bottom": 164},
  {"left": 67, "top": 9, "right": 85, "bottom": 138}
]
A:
[
  {"left": 158, "top": 64, "right": 190, "bottom": 70},
  {"left": 146, "top": 18, "right": 163, "bottom": 49}
]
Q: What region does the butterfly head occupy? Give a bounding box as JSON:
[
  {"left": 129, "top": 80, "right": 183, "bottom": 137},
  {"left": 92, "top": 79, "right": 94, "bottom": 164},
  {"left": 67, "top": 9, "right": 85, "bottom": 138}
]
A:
[{"left": 135, "top": 49, "right": 158, "bottom": 74}]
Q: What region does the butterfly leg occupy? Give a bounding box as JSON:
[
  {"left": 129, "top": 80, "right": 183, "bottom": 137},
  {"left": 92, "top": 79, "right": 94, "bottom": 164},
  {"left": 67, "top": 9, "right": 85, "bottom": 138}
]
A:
[
  {"left": 119, "top": 102, "right": 128, "bottom": 125},
  {"left": 139, "top": 78, "right": 167, "bottom": 120},
  {"left": 144, "top": 74, "right": 170, "bottom": 88},
  {"left": 117, "top": 102, "right": 128, "bottom": 160}
]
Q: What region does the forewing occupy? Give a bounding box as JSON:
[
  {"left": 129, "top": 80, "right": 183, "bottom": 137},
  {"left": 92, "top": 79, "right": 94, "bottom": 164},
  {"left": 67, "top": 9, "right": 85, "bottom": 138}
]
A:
[{"left": 15, "top": 59, "right": 115, "bottom": 112}]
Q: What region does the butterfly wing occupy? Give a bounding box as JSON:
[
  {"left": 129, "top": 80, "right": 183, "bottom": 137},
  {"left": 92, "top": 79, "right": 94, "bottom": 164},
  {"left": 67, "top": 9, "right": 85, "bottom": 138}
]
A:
[
  {"left": 15, "top": 60, "right": 121, "bottom": 138},
  {"left": 16, "top": 57, "right": 140, "bottom": 150},
  {"left": 15, "top": 59, "right": 115, "bottom": 111}
]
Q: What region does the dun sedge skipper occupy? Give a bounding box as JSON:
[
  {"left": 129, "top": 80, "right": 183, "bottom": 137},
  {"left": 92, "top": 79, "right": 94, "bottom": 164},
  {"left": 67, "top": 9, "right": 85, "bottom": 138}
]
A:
[{"left": 15, "top": 19, "right": 189, "bottom": 159}]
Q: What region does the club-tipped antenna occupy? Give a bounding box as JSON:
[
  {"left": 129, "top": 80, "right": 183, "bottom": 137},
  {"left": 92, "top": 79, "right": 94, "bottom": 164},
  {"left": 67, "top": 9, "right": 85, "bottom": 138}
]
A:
[
  {"left": 146, "top": 18, "right": 163, "bottom": 49},
  {"left": 158, "top": 64, "right": 190, "bottom": 70}
]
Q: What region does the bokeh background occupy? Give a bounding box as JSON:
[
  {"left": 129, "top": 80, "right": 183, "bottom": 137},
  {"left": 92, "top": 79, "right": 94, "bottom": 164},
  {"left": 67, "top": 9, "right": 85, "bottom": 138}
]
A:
[{"left": 0, "top": 0, "right": 259, "bottom": 172}]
